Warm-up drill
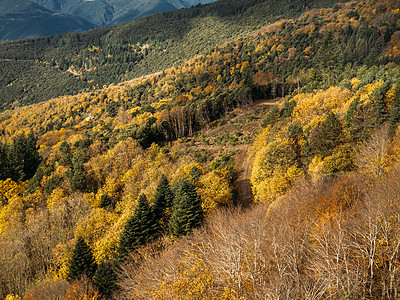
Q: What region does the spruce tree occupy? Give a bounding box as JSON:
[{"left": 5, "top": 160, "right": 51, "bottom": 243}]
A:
[
  {"left": 93, "top": 261, "right": 118, "bottom": 298},
  {"left": 100, "top": 194, "right": 114, "bottom": 209},
  {"left": 190, "top": 166, "right": 201, "bottom": 183},
  {"left": 7, "top": 133, "right": 41, "bottom": 182},
  {"left": 152, "top": 175, "right": 173, "bottom": 233},
  {"left": 316, "top": 31, "right": 343, "bottom": 86},
  {"left": 372, "top": 81, "right": 391, "bottom": 127},
  {"left": 67, "top": 236, "right": 97, "bottom": 281},
  {"left": 59, "top": 140, "right": 72, "bottom": 166},
  {"left": 9, "top": 134, "right": 26, "bottom": 181},
  {"left": 310, "top": 112, "right": 343, "bottom": 158},
  {"left": 389, "top": 81, "right": 400, "bottom": 128},
  {"left": 24, "top": 132, "right": 41, "bottom": 179},
  {"left": 169, "top": 178, "right": 203, "bottom": 238},
  {"left": 0, "top": 143, "right": 10, "bottom": 181},
  {"left": 118, "top": 194, "right": 156, "bottom": 259},
  {"left": 71, "top": 150, "right": 87, "bottom": 192}
]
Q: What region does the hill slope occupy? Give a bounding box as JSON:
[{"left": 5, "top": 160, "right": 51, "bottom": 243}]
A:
[
  {"left": 0, "top": 0, "right": 94, "bottom": 41},
  {"left": 0, "top": 0, "right": 399, "bottom": 298},
  {"left": 0, "top": 0, "right": 339, "bottom": 111}
]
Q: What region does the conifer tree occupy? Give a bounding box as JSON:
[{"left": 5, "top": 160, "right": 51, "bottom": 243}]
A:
[
  {"left": 8, "top": 134, "right": 27, "bottom": 181},
  {"left": 93, "top": 261, "right": 118, "bottom": 298},
  {"left": 389, "top": 81, "right": 400, "bottom": 128},
  {"left": 100, "top": 194, "right": 114, "bottom": 209},
  {"left": 8, "top": 133, "right": 41, "bottom": 181},
  {"left": 24, "top": 132, "right": 41, "bottom": 179},
  {"left": 316, "top": 31, "right": 343, "bottom": 86},
  {"left": 152, "top": 174, "right": 173, "bottom": 233},
  {"left": 118, "top": 194, "right": 156, "bottom": 259},
  {"left": 67, "top": 236, "right": 97, "bottom": 281},
  {"left": 71, "top": 150, "right": 87, "bottom": 192},
  {"left": 310, "top": 112, "right": 343, "bottom": 157},
  {"left": 372, "top": 81, "right": 391, "bottom": 127},
  {"left": 59, "top": 140, "right": 72, "bottom": 166},
  {"left": 0, "top": 143, "right": 10, "bottom": 181},
  {"left": 169, "top": 178, "right": 203, "bottom": 237},
  {"left": 190, "top": 166, "right": 201, "bottom": 182}
]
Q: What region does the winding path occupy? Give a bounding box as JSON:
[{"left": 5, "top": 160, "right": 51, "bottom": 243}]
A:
[{"left": 235, "top": 146, "right": 254, "bottom": 207}]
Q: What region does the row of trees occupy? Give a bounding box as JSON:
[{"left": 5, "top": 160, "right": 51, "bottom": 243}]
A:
[
  {"left": 66, "top": 175, "right": 203, "bottom": 297},
  {"left": 251, "top": 66, "right": 400, "bottom": 202},
  {"left": 119, "top": 176, "right": 203, "bottom": 258},
  {"left": 116, "top": 127, "right": 400, "bottom": 298}
]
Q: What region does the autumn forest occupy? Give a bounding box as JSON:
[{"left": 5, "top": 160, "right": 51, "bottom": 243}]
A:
[{"left": 1, "top": 0, "right": 400, "bottom": 298}]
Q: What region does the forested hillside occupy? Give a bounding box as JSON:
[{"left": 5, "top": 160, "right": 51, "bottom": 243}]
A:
[
  {"left": 0, "top": 0, "right": 94, "bottom": 41},
  {"left": 1, "top": 0, "right": 400, "bottom": 298},
  {"left": 0, "top": 0, "right": 339, "bottom": 111}
]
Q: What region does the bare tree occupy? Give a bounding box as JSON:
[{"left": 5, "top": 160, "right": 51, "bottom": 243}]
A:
[{"left": 356, "top": 124, "right": 391, "bottom": 179}]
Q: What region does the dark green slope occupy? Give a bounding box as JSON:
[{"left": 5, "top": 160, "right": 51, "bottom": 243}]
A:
[
  {"left": 0, "top": 0, "right": 94, "bottom": 41},
  {"left": 0, "top": 0, "right": 339, "bottom": 111}
]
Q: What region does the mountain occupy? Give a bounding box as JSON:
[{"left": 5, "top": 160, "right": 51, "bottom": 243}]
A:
[
  {"left": 0, "top": 0, "right": 400, "bottom": 298},
  {"left": 0, "top": 0, "right": 340, "bottom": 111},
  {"left": 29, "top": 0, "right": 217, "bottom": 26},
  {"left": 0, "top": 0, "right": 94, "bottom": 41}
]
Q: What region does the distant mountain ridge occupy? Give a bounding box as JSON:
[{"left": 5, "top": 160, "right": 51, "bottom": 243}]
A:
[
  {"left": 0, "top": 0, "right": 341, "bottom": 110},
  {"left": 29, "top": 0, "right": 216, "bottom": 26},
  {"left": 0, "top": 0, "right": 215, "bottom": 41},
  {"left": 0, "top": 0, "right": 94, "bottom": 41}
]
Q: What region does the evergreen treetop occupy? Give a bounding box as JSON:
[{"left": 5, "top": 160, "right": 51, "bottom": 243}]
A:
[
  {"left": 118, "top": 194, "right": 156, "bottom": 259},
  {"left": 169, "top": 177, "right": 203, "bottom": 238},
  {"left": 152, "top": 174, "right": 174, "bottom": 233},
  {"left": 67, "top": 236, "right": 97, "bottom": 281}
]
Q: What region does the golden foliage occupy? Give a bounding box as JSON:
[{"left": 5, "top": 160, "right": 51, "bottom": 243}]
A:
[
  {"left": 5, "top": 295, "right": 21, "bottom": 300},
  {"left": 198, "top": 171, "right": 233, "bottom": 214},
  {"left": 64, "top": 276, "right": 101, "bottom": 300},
  {"left": 251, "top": 137, "right": 303, "bottom": 203},
  {"left": 292, "top": 87, "right": 352, "bottom": 125}
]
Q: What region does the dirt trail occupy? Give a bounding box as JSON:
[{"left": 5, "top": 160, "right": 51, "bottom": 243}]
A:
[
  {"left": 186, "top": 99, "right": 281, "bottom": 208},
  {"left": 235, "top": 146, "right": 254, "bottom": 207},
  {"left": 233, "top": 99, "right": 281, "bottom": 207}
]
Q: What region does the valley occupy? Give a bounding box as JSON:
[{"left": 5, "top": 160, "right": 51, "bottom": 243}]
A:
[{"left": 0, "top": 0, "right": 400, "bottom": 298}]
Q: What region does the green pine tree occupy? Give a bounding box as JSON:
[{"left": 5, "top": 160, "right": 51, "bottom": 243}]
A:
[
  {"left": 310, "top": 112, "right": 343, "bottom": 158},
  {"left": 169, "top": 177, "right": 203, "bottom": 238},
  {"left": 24, "top": 132, "right": 41, "bottom": 180},
  {"left": 71, "top": 150, "right": 87, "bottom": 192},
  {"left": 152, "top": 175, "right": 173, "bottom": 233},
  {"left": 118, "top": 194, "right": 156, "bottom": 259},
  {"left": 316, "top": 31, "right": 343, "bottom": 86},
  {"left": 7, "top": 133, "right": 41, "bottom": 182},
  {"left": 372, "top": 81, "right": 391, "bottom": 127},
  {"left": 389, "top": 81, "right": 400, "bottom": 129},
  {"left": 9, "top": 134, "right": 27, "bottom": 181},
  {"left": 100, "top": 194, "right": 114, "bottom": 209},
  {"left": 67, "top": 236, "right": 97, "bottom": 281},
  {"left": 190, "top": 166, "right": 201, "bottom": 183},
  {"left": 0, "top": 142, "right": 10, "bottom": 181},
  {"left": 93, "top": 261, "right": 118, "bottom": 298},
  {"left": 59, "top": 140, "right": 72, "bottom": 166}
]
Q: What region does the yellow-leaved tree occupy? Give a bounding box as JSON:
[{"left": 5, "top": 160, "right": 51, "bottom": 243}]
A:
[
  {"left": 198, "top": 171, "right": 233, "bottom": 214},
  {"left": 251, "top": 137, "right": 303, "bottom": 203}
]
